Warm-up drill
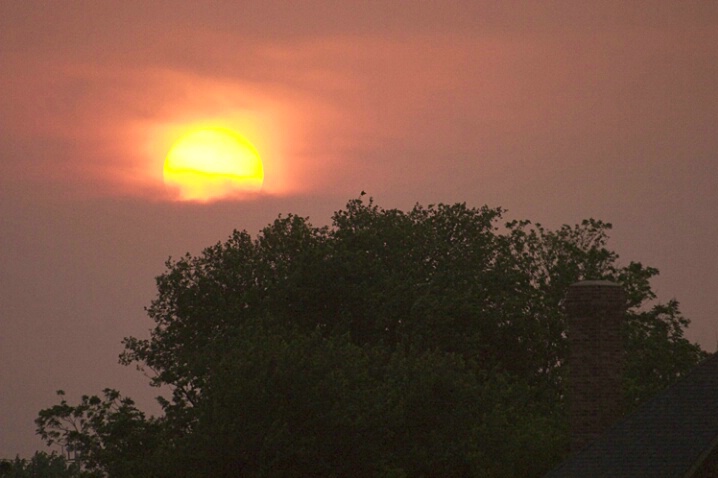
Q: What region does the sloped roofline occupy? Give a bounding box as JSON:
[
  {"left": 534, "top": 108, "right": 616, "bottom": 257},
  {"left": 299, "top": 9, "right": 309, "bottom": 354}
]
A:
[{"left": 546, "top": 353, "right": 718, "bottom": 478}]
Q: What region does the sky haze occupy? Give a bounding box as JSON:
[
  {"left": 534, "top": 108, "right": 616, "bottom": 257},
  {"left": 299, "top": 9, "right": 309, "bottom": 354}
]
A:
[{"left": 1, "top": 1, "right": 716, "bottom": 458}]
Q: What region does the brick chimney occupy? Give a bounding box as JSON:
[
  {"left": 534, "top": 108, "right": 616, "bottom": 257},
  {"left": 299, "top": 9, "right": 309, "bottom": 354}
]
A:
[{"left": 564, "top": 280, "right": 626, "bottom": 452}]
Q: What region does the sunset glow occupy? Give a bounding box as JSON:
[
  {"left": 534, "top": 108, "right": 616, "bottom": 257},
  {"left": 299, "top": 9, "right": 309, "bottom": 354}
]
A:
[
  {"left": 163, "top": 127, "right": 264, "bottom": 202},
  {"left": 2, "top": 0, "right": 717, "bottom": 461}
]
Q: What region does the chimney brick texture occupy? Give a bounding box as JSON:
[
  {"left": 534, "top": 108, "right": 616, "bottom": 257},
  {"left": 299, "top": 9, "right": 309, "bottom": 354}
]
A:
[{"left": 565, "top": 280, "right": 626, "bottom": 453}]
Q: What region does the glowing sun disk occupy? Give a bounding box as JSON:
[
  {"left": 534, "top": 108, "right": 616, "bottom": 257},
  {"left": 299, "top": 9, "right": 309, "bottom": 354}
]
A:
[{"left": 163, "top": 127, "right": 264, "bottom": 201}]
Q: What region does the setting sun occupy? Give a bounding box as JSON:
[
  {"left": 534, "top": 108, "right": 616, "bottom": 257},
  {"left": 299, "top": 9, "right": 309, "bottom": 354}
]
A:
[{"left": 163, "top": 127, "right": 264, "bottom": 202}]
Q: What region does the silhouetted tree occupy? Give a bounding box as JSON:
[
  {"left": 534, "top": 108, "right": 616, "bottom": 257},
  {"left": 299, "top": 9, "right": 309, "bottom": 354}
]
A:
[
  {"left": 0, "top": 452, "right": 98, "bottom": 478},
  {"left": 36, "top": 390, "right": 162, "bottom": 478},
  {"left": 36, "top": 198, "right": 705, "bottom": 477}
]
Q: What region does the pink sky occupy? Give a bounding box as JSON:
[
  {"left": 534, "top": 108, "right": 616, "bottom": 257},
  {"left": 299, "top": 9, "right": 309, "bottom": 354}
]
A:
[{"left": 1, "top": 1, "right": 717, "bottom": 457}]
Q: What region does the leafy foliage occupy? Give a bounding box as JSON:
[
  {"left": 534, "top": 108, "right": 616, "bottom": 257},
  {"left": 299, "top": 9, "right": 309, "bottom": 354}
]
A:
[
  {"left": 36, "top": 198, "right": 705, "bottom": 477},
  {"left": 623, "top": 299, "right": 706, "bottom": 406},
  {"left": 35, "top": 390, "right": 161, "bottom": 478},
  {"left": 0, "top": 452, "right": 98, "bottom": 478}
]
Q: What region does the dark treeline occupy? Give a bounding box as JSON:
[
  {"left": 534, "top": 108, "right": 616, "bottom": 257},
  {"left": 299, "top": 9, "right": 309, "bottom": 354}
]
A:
[{"left": 6, "top": 198, "right": 704, "bottom": 478}]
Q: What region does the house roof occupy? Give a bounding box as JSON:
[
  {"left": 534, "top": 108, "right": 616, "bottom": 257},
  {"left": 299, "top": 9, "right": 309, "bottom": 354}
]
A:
[{"left": 545, "top": 353, "right": 718, "bottom": 478}]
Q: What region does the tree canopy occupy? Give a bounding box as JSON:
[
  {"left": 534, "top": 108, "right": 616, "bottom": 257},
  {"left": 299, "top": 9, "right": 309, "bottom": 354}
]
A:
[
  {"left": 34, "top": 198, "right": 705, "bottom": 477},
  {"left": 0, "top": 452, "right": 98, "bottom": 478}
]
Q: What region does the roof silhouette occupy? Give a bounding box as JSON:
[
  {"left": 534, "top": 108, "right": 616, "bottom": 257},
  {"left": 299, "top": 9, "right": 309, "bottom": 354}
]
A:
[{"left": 546, "top": 353, "right": 718, "bottom": 478}]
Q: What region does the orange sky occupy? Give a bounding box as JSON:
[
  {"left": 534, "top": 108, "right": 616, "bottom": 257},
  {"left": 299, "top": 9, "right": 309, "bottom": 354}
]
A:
[{"left": 1, "top": 0, "right": 717, "bottom": 458}]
